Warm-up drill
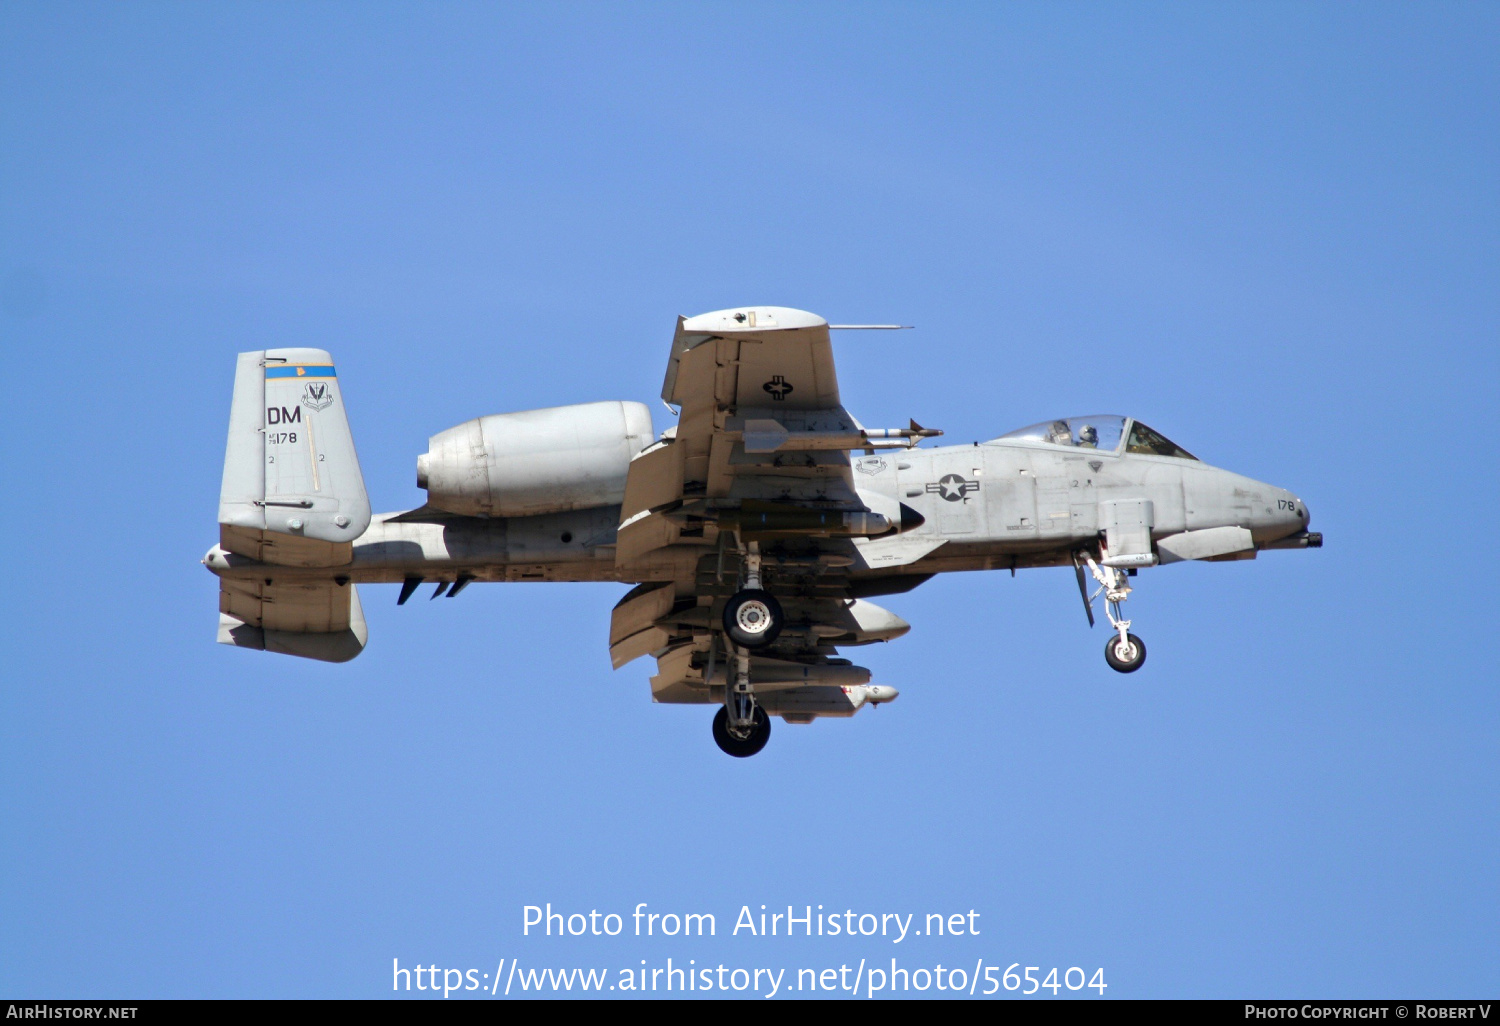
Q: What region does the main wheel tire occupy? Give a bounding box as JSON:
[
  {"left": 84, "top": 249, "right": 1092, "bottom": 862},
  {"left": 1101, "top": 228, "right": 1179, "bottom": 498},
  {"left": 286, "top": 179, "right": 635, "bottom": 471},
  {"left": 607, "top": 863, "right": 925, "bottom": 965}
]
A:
[
  {"left": 1104, "top": 632, "right": 1147, "bottom": 673},
  {"left": 712, "top": 706, "right": 771, "bottom": 758},
  {"left": 722, "top": 589, "right": 784, "bottom": 649}
]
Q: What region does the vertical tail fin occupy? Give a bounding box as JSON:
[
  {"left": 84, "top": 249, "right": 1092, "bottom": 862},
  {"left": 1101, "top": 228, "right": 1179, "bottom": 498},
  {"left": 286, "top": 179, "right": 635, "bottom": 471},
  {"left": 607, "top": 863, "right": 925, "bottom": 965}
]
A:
[{"left": 218, "top": 348, "right": 370, "bottom": 566}]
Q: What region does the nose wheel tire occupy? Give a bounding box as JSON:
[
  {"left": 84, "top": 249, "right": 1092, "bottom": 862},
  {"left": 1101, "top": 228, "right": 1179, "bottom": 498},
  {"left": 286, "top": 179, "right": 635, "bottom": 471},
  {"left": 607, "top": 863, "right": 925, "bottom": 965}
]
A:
[
  {"left": 712, "top": 706, "right": 771, "bottom": 757},
  {"left": 1104, "top": 633, "right": 1147, "bottom": 673},
  {"left": 722, "top": 589, "right": 783, "bottom": 649}
]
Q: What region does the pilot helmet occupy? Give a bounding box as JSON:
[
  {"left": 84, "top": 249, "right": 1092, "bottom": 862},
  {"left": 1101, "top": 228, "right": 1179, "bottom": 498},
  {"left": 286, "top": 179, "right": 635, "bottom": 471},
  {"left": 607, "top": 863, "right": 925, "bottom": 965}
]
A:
[{"left": 1078, "top": 424, "right": 1098, "bottom": 443}]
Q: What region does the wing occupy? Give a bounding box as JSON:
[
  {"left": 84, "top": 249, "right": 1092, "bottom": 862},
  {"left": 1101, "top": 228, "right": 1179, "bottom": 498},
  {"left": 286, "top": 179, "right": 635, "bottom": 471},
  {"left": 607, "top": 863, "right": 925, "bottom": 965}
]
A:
[
  {"left": 611, "top": 307, "right": 918, "bottom": 717},
  {"left": 617, "top": 306, "right": 881, "bottom": 566}
]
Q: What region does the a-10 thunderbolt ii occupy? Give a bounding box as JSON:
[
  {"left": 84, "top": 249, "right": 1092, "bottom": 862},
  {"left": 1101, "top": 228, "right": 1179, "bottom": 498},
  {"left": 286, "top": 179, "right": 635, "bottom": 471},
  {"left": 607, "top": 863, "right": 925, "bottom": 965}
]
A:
[{"left": 205, "top": 306, "right": 1321, "bottom": 757}]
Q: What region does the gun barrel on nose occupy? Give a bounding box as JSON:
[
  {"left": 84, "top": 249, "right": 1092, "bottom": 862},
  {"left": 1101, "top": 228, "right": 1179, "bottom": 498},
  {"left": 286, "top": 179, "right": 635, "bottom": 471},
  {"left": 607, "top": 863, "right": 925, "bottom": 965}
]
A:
[{"left": 1261, "top": 530, "right": 1322, "bottom": 549}]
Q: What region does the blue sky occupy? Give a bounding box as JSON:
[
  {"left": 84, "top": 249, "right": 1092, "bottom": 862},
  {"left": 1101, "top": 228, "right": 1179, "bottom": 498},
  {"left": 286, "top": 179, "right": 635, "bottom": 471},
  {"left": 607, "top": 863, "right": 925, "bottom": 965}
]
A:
[{"left": 1, "top": 1, "right": 1495, "bottom": 999}]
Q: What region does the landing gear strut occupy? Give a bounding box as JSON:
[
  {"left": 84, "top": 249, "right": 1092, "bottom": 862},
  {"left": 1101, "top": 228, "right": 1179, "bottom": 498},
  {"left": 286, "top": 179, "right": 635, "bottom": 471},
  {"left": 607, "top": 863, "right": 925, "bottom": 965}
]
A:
[
  {"left": 722, "top": 541, "right": 783, "bottom": 648},
  {"left": 1082, "top": 553, "right": 1147, "bottom": 673},
  {"left": 713, "top": 643, "right": 770, "bottom": 757},
  {"left": 709, "top": 539, "right": 782, "bottom": 756}
]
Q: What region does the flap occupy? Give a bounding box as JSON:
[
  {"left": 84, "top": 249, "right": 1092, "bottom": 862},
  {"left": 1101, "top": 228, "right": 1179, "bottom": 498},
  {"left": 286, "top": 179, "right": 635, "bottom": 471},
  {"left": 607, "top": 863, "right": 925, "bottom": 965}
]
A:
[
  {"left": 615, "top": 512, "right": 679, "bottom": 566},
  {"left": 609, "top": 582, "right": 677, "bottom": 646},
  {"left": 619, "top": 442, "right": 684, "bottom": 525},
  {"left": 649, "top": 643, "right": 707, "bottom": 704},
  {"left": 609, "top": 582, "right": 677, "bottom": 669}
]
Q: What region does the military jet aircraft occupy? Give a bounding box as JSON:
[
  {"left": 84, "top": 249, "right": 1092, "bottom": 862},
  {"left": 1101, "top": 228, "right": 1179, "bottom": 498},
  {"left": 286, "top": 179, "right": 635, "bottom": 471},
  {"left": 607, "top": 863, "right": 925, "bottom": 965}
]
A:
[{"left": 205, "top": 306, "right": 1320, "bottom": 757}]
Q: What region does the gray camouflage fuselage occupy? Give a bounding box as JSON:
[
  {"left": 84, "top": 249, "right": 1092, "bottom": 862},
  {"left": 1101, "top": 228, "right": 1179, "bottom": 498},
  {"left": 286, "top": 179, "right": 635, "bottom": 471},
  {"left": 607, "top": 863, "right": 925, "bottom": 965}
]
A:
[{"left": 207, "top": 436, "right": 1309, "bottom": 586}]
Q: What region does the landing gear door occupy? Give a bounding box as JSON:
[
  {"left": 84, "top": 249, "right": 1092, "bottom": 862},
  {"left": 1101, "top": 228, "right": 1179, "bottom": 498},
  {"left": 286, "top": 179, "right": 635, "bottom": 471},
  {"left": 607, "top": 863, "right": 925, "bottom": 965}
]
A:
[{"left": 1100, "top": 499, "right": 1156, "bottom": 568}]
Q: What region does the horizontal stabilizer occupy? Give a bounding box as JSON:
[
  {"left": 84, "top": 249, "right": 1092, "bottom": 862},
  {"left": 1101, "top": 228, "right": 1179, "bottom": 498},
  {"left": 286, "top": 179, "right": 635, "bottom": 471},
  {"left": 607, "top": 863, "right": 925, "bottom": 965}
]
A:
[{"left": 217, "top": 578, "right": 367, "bottom": 663}]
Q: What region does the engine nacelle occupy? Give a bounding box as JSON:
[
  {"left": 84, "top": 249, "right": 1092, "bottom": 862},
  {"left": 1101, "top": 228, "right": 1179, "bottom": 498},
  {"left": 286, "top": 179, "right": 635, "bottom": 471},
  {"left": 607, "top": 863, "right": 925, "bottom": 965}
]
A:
[{"left": 417, "top": 401, "right": 654, "bottom": 518}]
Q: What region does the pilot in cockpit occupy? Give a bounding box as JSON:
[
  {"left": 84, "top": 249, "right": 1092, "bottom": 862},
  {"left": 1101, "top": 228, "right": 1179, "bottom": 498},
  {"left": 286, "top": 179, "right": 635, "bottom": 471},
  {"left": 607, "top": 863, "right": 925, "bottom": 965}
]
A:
[
  {"left": 1077, "top": 424, "right": 1099, "bottom": 449},
  {"left": 1046, "top": 420, "right": 1074, "bottom": 446}
]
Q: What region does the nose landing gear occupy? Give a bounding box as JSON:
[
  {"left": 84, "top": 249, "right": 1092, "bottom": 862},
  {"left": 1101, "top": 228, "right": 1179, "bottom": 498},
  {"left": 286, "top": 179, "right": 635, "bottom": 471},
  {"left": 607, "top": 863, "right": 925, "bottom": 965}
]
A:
[
  {"left": 1104, "top": 632, "right": 1146, "bottom": 673},
  {"left": 1079, "top": 552, "right": 1148, "bottom": 674},
  {"left": 711, "top": 541, "right": 785, "bottom": 756}
]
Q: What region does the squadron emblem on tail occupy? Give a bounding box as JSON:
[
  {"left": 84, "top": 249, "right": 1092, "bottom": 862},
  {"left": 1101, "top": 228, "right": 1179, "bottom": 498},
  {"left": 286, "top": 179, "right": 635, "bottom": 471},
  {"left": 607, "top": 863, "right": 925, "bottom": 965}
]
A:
[{"left": 301, "top": 382, "right": 333, "bottom": 411}]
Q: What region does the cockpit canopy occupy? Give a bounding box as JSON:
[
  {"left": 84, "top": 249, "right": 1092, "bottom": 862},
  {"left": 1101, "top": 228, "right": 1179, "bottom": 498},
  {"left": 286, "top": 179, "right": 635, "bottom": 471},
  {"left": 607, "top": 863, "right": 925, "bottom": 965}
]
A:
[{"left": 997, "top": 415, "right": 1198, "bottom": 460}]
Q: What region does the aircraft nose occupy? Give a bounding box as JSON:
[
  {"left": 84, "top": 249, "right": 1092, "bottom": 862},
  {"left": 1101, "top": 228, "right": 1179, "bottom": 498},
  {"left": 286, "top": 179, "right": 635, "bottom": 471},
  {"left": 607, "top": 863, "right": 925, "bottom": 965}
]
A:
[
  {"left": 1261, "top": 494, "right": 1321, "bottom": 549},
  {"left": 1281, "top": 492, "right": 1310, "bottom": 529},
  {"left": 1250, "top": 487, "right": 1307, "bottom": 544}
]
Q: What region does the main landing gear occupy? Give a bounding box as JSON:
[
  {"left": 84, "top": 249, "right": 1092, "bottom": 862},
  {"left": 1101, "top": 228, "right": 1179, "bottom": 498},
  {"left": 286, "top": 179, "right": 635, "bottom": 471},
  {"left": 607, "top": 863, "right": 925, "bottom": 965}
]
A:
[
  {"left": 722, "top": 590, "right": 782, "bottom": 648},
  {"left": 713, "top": 705, "right": 770, "bottom": 758},
  {"left": 1079, "top": 553, "right": 1147, "bottom": 674},
  {"left": 713, "top": 540, "right": 780, "bottom": 757},
  {"left": 712, "top": 641, "right": 772, "bottom": 757},
  {"left": 721, "top": 541, "right": 784, "bottom": 648}
]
